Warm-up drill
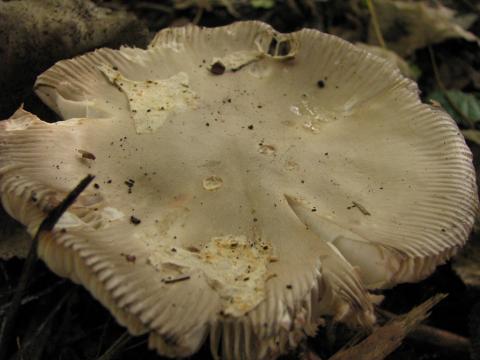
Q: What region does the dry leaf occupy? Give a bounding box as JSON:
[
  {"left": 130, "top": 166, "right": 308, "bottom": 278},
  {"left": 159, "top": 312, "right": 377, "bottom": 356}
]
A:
[
  {"left": 463, "top": 130, "right": 480, "bottom": 146},
  {"left": 368, "top": 0, "right": 479, "bottom": 56}
]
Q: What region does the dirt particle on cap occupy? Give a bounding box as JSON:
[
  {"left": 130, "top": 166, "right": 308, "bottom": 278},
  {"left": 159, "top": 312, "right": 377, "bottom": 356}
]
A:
[
  {"left": 124, "top": 179, "right": 135, "bottom": 193},
  {"left": 210, "top": 61, "right": 226, "bottom": 75},
  {"left": 130, "top": 216, "right": 141, "bottom": 225},
  {"left": 125, "top": 254, "right": 136, "bottom": 263},
  {"left": 78, "top": 149, "right": 96, "bottom": 160}
]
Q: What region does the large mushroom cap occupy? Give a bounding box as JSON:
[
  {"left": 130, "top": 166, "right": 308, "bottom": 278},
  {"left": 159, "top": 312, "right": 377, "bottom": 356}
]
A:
[{"left": 0, "top": 21, "right": 477, "bottom": 359}]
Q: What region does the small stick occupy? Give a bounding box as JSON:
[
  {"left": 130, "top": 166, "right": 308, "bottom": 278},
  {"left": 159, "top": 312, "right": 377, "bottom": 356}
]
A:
[
  {"left": 21, "top": 291, "right": 73, "bottom": 360},
  {"left": 459, "top": 0, "right": 480, "bottom": 16},
  {"left": 411, "top": 324, "right": 470, "bottom": 354},
  {"left": 428, "top": 45, "right": 475, "bottom": 129},
  {"left": 95, "top": 317, "right": 112, "bottom": 357},
  {"left": 96, "top": 331, "right": 132, "bottom": 360},
  {"left": 133, "top": 2, "right": 173, "bottom": 13},
  {"left": 192, "top": 6, "right": 204, "bottom": 25},
  {"left": 0, "top": 174, "right": 94, "bottom": 359},
  {"left": 352, "top": 201, "right": 371, "bottom": 216},
  {"left": 0, "top": 280, "right": 66, "bottom": 316},
  {"left": 163, "top": 275, "right": 191, "bottom": 284},
  {"left": 366, "top": 0, "right": 386, "bottom": 49},
  {"left": 123, "top": 338, "right": 148, "bottom": 352}
]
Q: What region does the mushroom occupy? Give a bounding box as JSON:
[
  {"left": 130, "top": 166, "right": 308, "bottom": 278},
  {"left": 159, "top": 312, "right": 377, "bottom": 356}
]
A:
[{"left": 0, "top": 22, "right": 477, "bottom": 359}]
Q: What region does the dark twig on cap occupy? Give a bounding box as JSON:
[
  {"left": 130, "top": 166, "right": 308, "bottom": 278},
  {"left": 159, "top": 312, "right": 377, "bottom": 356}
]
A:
[{"left": 0, "top": 174, "right": 94, "bottom": 358}]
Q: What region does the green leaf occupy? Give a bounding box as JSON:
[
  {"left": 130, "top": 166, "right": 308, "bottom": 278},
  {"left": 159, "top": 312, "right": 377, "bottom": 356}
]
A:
[
  {"left": 462, "top": 129, "right": 480, "bottom": 146},
  {"left": 428, "top": 90, "right": 480, "bottom": 128},
  {"left": 250, "top": 0, "right": 275, "bottom": 9},
  {"left": 408, "top": 62, "right": 422, "bottom": 80}
]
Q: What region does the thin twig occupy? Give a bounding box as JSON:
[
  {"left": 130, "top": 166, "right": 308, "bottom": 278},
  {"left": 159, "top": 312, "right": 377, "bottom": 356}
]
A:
[
  {"left": 15, "top": 337, "right": 23, "bottom": 360},
  {"left": 286, "top": 0, "right": 302, "bottom": 15},
  {"left": 96, "top": 331, "right": 132, "bottom": 360},
  {"left": 133, "top": 2, "right": 174, "bottom": 13},
  {"left": 366, "top": 0, "right": 386, "bottom": 49},
  {"left": 0, "top": 174, "right": 94, "bottom": 359},
  {"left": 123, "top": 338, "right": 148, "bottom": 352},
  {"left": 459, "top": 0, "right": 480, "bottom": 16},
  {"left": 0, "top": 271, "right": 52, "bottom": 298},
  {"left": 428, "top": 45, "right": 476, "bottom": 128},
  {"left": 192, "top": 6, "right": 204, "bottom": 25},
  {"left": 17, "top": 291, "right": 73, "bottom": 360},
  {"left": 96, "top": 316, "right": 112, "bottom": 357},
  {"left": 220, "top": 0, "right": 240, "bottom": 18},
  {"left": 43, "top": 287, "right": 77, "bottom": 357},
  {"left": 163, "top": 274, "right": 191, "bottom": 284},
  {"left": 352, "top": 201, "right": 371, "bottom": 216},
  {"left": 411, "top": 325, "right": 470, "bottom": 354},
  {"left": 0, "top": 280, "right": 66, "bottom": 316},
  {"left": 0, "top": 261, "right": 12, "bottom": 294}
]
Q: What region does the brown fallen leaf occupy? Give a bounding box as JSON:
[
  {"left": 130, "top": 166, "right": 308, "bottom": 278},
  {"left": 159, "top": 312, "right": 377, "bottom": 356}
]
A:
[
  {"left": 368, "top": 0, "right": 478, "bottom": 56},
  {"left": 328, "top": 294, "right": 447, "bottom": 360}
]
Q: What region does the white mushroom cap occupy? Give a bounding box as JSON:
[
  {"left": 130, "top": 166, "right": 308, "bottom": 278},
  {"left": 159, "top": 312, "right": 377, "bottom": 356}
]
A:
[{"left": 0, "top": 22, "right": 477, "bottom": 359}]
